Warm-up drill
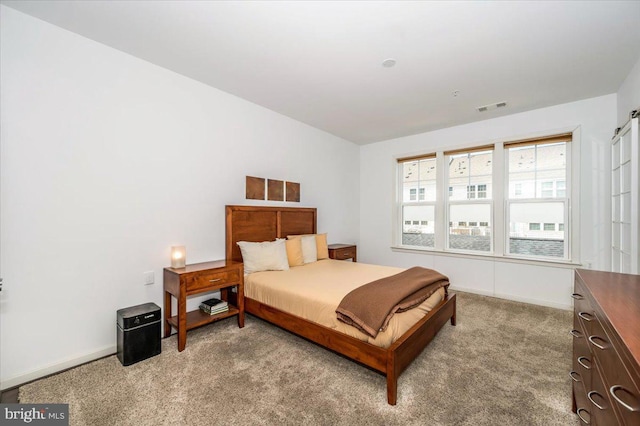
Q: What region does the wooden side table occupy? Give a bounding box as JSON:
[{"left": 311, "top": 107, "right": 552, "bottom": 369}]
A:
[
  {"left": 328, "top": 244, "right": 357, "bottom": 262},
  {"left": 163, "top": 260, "right": 244, "bottom": 351}
]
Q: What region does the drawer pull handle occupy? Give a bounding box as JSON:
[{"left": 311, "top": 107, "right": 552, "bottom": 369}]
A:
[
  {"left": 578, "top": 312, "right": 593, "bottom": 322},
  {"left": 571, "top": 293, "right": 584, "bottom": 300},
  {"left": 569, "top": 371, "right": 581, "bottom": 382},
  {"left": 577, "top": 356, "right": 591, "bottom": 370},
  {"left": 610, "top": 385, "right": 640, "bottom": 412},
  {"left": 570, "top": 329, "right": 582, "bottom": 338},
  {"left": 588, "top": 335, "right": 608, "bottom": 350},
  {"left": 209, "top": 278, "right": 221, "bottom": 283},
  {"left": 576, "top": 408, "right": 590, "bottom": 424},
  {"left": 588, "top": 391, "right": 606, "bottom": 410}
]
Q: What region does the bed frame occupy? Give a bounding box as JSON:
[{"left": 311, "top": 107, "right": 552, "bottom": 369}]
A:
[{"left": 225, "top": 205, "right": 456, "bottom": 405}]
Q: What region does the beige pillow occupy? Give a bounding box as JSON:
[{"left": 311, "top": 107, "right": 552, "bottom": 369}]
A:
[
  {"left": 285, "top": 238, "right": 304, "bottom": 267},
  {"left": 236, "top": 239, "right": 289, "bottom": 274},
  {"left": 299, "top": 235, "right": 317, "bottom": 263},
  {"left": 315, "top": 233, "right": 329, "bottom": 259},
  {"left": 287, "top": 233, "right": 329, "bottom": 260}
]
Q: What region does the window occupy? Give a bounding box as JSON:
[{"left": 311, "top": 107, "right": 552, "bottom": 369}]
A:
[
  {"left": 447, "top": 148, "right": 493, "bottom": 252},
  {"left": 396, "top": 132, "right": 574, "bottom": 262},
  {"left": 506, "top": 134, "right": 570, "bottom": 259},
  {"left": 515, "top": 183, "right": 522, "bottom": 196},
  {"left": 541, "top": 181, "right": 554, "bottom": 198},
  {"left": 477, "top": 184, "right": 487, "bottom": 199},
  {"left": 399, "top": 155, "right": 437, "bottom": 248},
  {"left": 467, "top": 185, "right": 476, "bottom": 199}
]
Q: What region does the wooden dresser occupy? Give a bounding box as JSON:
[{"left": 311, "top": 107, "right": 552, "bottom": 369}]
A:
[{"left": 571, "top": 269, "right": 640, "bottom": 425}]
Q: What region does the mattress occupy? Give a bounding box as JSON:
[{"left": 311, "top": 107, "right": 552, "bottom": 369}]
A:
[{"left": 244, "top": 259, "right": 445, "bottom": 348}]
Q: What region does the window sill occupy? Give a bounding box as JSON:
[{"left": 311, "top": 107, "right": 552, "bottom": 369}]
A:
[{"left": 390, "top": 245, "right": 581, "bottom": 269}]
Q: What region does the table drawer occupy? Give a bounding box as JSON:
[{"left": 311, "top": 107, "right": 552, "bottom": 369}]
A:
[
  {"left": 334, "top": 248, "right": 356, "bottom": 260},
  {"left": 185, "top": 269, "right": 240, "bottom": 293}
]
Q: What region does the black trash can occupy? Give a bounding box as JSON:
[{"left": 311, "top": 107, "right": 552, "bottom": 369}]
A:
[{"left": 117, "top": 302, "right": 161, "bottom": 366}]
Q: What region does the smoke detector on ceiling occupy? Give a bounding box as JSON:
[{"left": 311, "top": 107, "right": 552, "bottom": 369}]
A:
[
  {"left": 382, "top": 58, "right": 397, "bottom": 68},
  {"left": 477, "top": 102, "right": 507, "bottom": 112}
]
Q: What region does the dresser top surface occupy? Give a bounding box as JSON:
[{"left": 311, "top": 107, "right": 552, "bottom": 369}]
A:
[{"left": 575, "top": 268, "right": 640, "bottom": 367}]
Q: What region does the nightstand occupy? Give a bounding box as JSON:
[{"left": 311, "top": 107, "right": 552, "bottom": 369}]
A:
[
  {"left": 328, "top": 244, "right": 357, "bottom": 262},
  {"left": 163, "top": 260, "right": 244, "bottom": 352}
]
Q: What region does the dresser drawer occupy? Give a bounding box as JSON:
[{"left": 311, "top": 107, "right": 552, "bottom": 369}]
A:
[
  {"left": 185, "top": 269, "right": 240, "bottom": 293},
  {"left": 588, "top": 314, "right": 640, "bottom": 425},
  {"left": 573, "top": 319, "right": 593, "bottom": 392},
  {"left": 588, "top": 359, "right": 621, "bottom": 426},
  {"left": 571, "top": 376, "right": 592, "bottom": 425},
  {"left": 572, "top": 282, "right": 596, "bottom": 336}
]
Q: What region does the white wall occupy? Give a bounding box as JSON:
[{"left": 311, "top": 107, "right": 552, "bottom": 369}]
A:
[
  {"left": 617, "top": 54, "right": 640, "bottom": 127},
  {"left": 359, "top": 94, "right": 616, "bottom": 310},
  {"left": 0, "top": 7, "right": 359, "bottom": 388}
]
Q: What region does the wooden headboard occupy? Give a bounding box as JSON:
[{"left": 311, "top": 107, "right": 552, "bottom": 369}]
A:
[{"left": 225, "top": 205, "right": 317, "bottom": 262}]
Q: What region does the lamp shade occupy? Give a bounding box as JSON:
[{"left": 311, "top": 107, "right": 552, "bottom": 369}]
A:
[{"left": 171, "top": 246, "right": 186, "bottom": 268}]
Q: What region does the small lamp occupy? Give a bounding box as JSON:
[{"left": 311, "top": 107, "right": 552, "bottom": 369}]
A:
[{"left": 171, "top": 245, "right": 186, "bottom": 268}]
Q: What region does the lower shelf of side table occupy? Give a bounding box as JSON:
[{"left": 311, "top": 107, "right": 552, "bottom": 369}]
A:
[{"left": 167, "top": 306, "right": 240, "bottom": 331}]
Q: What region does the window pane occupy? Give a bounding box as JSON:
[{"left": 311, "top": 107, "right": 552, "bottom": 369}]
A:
[
  {"left": 402, "top": 205, "right": 435, "bottom": 248},
  {"left": 402, "top": 158, "right": 436, "bottom": 202},
  {"left": 509, "top": 202, "right": 564, "bottom": 258},
  {"left": 449, "top": 151, "right": 492, "bottom": 200},
  {"left": 508, "top": 143, "right": 566, "bottom": 199},
  {"left": 448, "top": 203, "right": 491, "bottom": 252}
]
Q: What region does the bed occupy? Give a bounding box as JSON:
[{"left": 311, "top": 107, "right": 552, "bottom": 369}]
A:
[{"left": 225, "top": 205, "right": 456, "bottom": 405}]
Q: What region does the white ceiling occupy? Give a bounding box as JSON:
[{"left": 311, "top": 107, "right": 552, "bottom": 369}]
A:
[{"left": 3, "top": 1, "right": 640, "bottom": 144}]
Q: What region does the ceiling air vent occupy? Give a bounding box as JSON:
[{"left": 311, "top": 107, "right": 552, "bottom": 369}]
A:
[{"left": 477, "top": 101, "right": 507, "bottom": 112}]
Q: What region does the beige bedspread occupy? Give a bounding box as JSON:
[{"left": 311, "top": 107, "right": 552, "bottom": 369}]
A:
[{"left": 244, "top": 259, "right": 445, "bottom": 348}]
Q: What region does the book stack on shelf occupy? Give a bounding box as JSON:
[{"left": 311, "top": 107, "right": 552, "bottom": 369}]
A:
[{"left": 199, "top": 298, "right": 229, "bottom": 315}]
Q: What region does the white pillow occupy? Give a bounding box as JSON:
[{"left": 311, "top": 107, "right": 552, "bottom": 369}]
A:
[
  {"left": 237, "top": 240, "right": 290, "bottom": 274},
  {"left": 300, "top": 235, "right": 318, "bottom": 264}
]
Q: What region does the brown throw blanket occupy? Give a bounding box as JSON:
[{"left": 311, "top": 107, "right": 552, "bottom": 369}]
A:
[{"left": 335, "top": 267, "right": 449, "bottom": 338}]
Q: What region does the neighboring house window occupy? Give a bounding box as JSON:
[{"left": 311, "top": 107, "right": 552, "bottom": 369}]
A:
[
  {"left": 541, "top": 181, "right": 554, "bottom": 198},
  {"left": 515, "top": 183, "right": 522, "bottom": 196},
  {"left": 396, "top": 132, "right": 574, "bottom": 262}
]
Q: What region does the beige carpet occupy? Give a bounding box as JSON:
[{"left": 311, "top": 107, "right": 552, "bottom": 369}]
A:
[{"left": 20, "top": 292, "right": 580, "bottom": 425}]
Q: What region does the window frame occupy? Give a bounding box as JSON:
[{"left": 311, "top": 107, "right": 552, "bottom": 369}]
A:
[
  {"left": 504, "top": 138, "right": 571, "bottom": 261},
  {"left": 397, "top": 154, "right": 438, "bottom": 249}
]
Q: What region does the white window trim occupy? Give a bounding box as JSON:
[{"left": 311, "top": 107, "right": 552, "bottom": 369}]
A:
[{"left": 392, "top": 127, "right": 581, "bottom": 266}]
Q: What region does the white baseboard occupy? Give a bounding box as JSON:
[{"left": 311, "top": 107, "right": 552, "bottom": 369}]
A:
[
  {"left": 449, "top": 285, "right": 572, "bottom": 311},
  {"left": 1, "top": 345, "right": 116, "bottom": 391}
]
